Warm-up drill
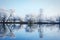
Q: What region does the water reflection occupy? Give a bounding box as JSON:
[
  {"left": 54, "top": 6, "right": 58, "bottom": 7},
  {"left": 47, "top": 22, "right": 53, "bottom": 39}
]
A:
[
  {"left": 0, "top": 24, "right": 60, "bottom": 38},
  {"left": 0, "top": 9, "right": 60, "bottom": 40}
]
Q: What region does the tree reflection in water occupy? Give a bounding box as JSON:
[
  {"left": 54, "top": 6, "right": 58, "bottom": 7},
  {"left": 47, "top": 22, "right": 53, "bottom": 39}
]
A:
[{"left": 0, "top": 9, "right": 60, "bottom": 38}]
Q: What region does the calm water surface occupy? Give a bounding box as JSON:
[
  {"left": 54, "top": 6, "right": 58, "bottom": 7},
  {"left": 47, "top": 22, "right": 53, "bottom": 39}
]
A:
[{"left": 0, "top": 24, "right": 60, "bottom": 40}]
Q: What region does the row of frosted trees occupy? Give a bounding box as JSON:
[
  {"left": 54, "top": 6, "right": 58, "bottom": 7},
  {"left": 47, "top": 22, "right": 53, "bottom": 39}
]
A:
[{"left": 0, "top": 9, "right": 60, "bottom": 38}]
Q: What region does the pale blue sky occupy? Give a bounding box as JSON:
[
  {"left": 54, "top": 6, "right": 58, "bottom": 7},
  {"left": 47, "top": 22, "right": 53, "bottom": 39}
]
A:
[{"left": 0, "top": 0, "right": 60, "bottom": 17}]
